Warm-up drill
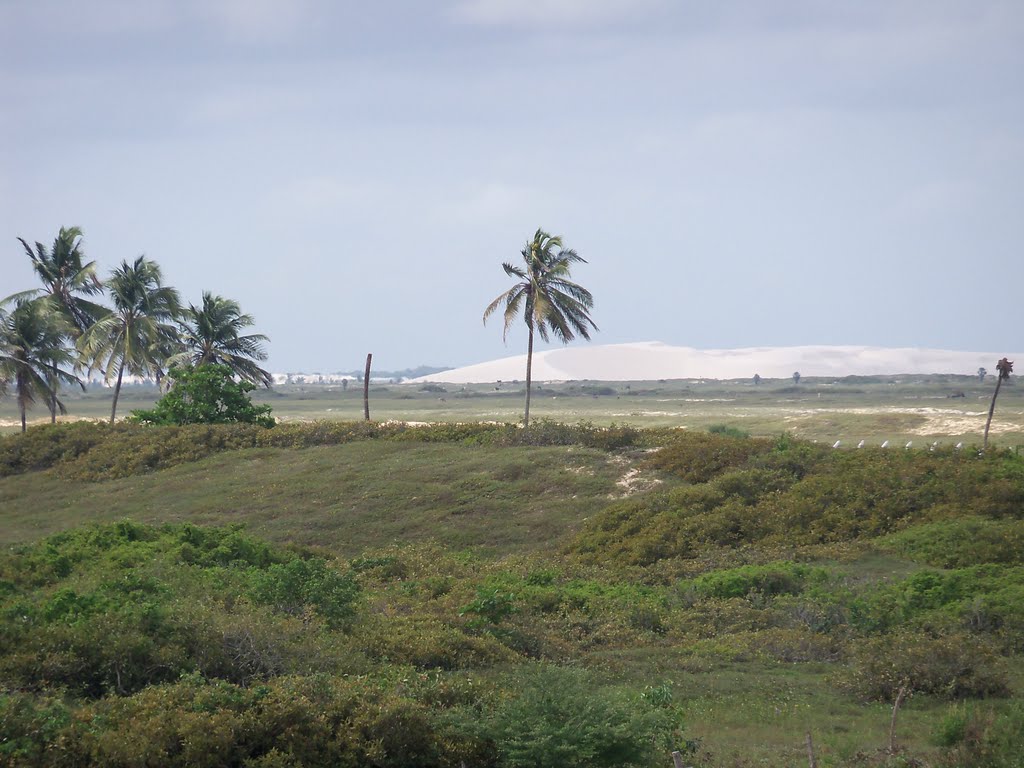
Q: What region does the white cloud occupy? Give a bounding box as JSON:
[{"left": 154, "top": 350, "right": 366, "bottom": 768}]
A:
[
  {"left": 450, "top": 0, "right": 666, "bottom": 27},
  {"left": 197, "top": 0, "right": 315, "bottom": 42}
]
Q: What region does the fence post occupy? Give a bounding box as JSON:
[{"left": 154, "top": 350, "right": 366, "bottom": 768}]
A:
[{"left": 363, "top": 353, "right": 372, "bottom": 421}]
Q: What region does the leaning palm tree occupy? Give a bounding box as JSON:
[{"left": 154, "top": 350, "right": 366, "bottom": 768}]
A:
[
  {"left": 166, "top": 292, "right": 272, "bottom": 388},
  {"left": 0, "top": 300, "right": 84, "bottom": 432},
  {"left": 6, "top": 227, "right": 107, "bottom": 421},
  {"left": 483, "top": 228, "right": 597, "bottom": 427},
  {"left": 12, "top": 227, "right": 106, "bottom": 333},
  {"left": 78, "top": 256, "right": 182, "bottom": 423},
  {"left": 983, "top": 357, "right": 1014, "bottom": 450}
]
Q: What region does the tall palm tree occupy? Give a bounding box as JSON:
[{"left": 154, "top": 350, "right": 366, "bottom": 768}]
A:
[
  {"left": 0, "top": 300, "right": 84, "bottom": 432},
  {"left": 983, "top": 357, "right": 1014, "bottom": 450},
  {"left": 167, "top": 292, "right": 273, "bottom": 387},
  {"left": 7, "top": 227, "right": 107, "bottom": 422},
  {"left": 483, "top": 228, "right": 597, "bottom": 427},
  {"left": 13, "top": 227, "right": 106, "bottom": 333},
  {"left": 78, "top": 256, "right": 182, "bottom": 423}
]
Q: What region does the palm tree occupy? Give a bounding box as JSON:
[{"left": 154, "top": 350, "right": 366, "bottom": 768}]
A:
[
  {"left": 13, "top": 227, "right": 105, "bottom": 333},
  {"left": 78, "top": 256, "right": 182, "bottom": 423},
  {"left": 167, "top": 292, "right": 272, "bottom": 387},
  {"left": 0, "top": 300, "right": 84, "bottom": 432},
  {"left": 7, "top": 227, "right": 107, "bottom": 422},
  {"left": 983, "top": 357, "right": 1014, "bottom": 450},
  {"left": 483, "top": 228, "right": 597, "bottom": 427}
]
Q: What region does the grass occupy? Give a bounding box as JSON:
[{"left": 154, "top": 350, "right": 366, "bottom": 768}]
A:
[
  {"left": 0, "top": 441, "right": 627, "bottom": 555},
  {"left": 2, "top": 422, "right": 1023, "bottom": 766}
]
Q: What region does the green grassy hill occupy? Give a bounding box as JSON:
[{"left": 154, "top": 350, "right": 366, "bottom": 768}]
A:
[{"left": 2, "top": 422, "right": 1023, "bottom": 767}]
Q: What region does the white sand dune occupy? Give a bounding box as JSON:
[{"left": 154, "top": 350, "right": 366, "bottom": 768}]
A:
[{"left": 411, "top": 342, "right": 1019, "bottom": 383}]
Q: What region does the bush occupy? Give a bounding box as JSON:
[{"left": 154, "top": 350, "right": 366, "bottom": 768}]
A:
[
  {"left": 686, "top": 561, "right": 830, "bottom": 600},
  {"left": 131, "top": 364, "right": 274, "bottom": 427},
  {"left": 841, "top": 631, "right": 1010, "bottom": 701},
  {"left": 881, "top": 518, "right": 1024, "bottom": 568},
  {"left": 458, "top": 665, "right": 684, "bottom": 768},
  {"left": 641, "top": 432, "right": 773, "bottom": 484},
  {"left": 0, "top": 523, "right": 361, "bottom": 695},
  {"left": 933, "top": 701, "right": 1024, "bottom": 768},
  {"left": 251, "top": 558, "right": 360, "bottom": 629}
]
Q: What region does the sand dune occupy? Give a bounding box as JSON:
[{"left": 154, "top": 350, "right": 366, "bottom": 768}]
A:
[{"left": 412, "top": 342, "right": 1018, "bottom": 383}]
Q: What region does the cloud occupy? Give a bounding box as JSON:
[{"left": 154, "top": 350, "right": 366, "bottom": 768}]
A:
[
  {"left": 449, "top": 0, "right": 666, "bottom": 27},
  {"left": 197, "top": 0, "right": 316, "bottom": 43}
]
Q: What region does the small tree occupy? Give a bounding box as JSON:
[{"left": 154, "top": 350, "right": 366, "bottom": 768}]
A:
[
  {"left": 793, "top": 371, "right": 801, "bottom": 385},
  {"left": 753, "top": 373, "right": 761, "bottom": 385},
  {"left": 977, "top": 367, "right": 987, "bottom": 382},
  {"left": 131, "top": 364, "right": 274, "bottom": 427},
  {"left": 983, "top": 358, "right": 1013, "bottom": 449}
]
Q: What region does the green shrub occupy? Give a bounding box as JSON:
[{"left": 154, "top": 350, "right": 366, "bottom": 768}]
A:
[
  {"left": 881, "top": 518, "right": 1024, "bottom": 567},
  {"left": 841, "top": 631, "right": 1010, "bottom": 701},
  {"left": 0, "top": 523, "right": 363, "bottom": 696},
  {"left": 353, "top": 615, "right": 516, "bottom": 670},
  {"left": 686, "top": 561, "right": 830, "bottom": 600},
  {"left": 933, "top": 702, "right": 1024, "bottom": 768},
  {"left": 251, "top": 558, "right": 360, "bottom": 629},
  {"left": 460, "top": 586, "right": 519, "bottom": 629},
  {"left": 130, "top": 364, "right": 274, "bottom": 427},
  {"left": 457, "top": 665, "right": 684, "bottom": 768},
  {"left": 0, "top": 421, "right": 112, "bottom": 477},
  {"left": 641, "top": 432, "right": 773, "bottom": 484}
]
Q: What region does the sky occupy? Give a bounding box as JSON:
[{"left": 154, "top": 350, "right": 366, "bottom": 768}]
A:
[{"left": 2, "top": 0, "right": 1022, "bottom": 373}]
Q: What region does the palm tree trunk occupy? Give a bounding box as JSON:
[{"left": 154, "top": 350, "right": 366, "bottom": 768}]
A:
[
  {"left": 983, "top": 376, "right": 1004, "bottom": 449},
  {"left": 20, "top": 402, "right": 27, "bottom": 433},
  {"left": 524, "top": 324, "right": 534, "bottom": 428},
  {"left": 110, "top": 361, "right": 125, "bottom": 424},
  {"left": 48, "top": 364, "right": 58, "bottom": 423}
]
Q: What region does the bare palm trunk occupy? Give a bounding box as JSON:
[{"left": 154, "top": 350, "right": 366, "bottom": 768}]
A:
[
  {"left": 48, "top": 364, "right": 58, "bottom": 423},
  {"left": 363, "top": 353, "right": 372, "bottom": 421},
  {"left": 20, "top": 403, "right": 27, "bottom": 433},
  {"left": 524, "top": 324, "right": 534, "bottom": 428},
  {"left": 983, "top": 376, "right": 1004, "bottom": 450},
  {"left": 110, "top": 361, "right": 125, "bottom": 424}
]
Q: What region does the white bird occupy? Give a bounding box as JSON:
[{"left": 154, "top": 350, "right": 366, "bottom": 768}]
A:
[
  {"left": 955, "top": 442, "right": 963, "bottom": 450},
  {"left": 832, "top": 440, "right": 841, "bottom": 448},
  {"left": 905, "top": 441, "right": 913, "bottom": 449},
  {"left": 857, "top": 440, "right": 865, "bottom": 449},
  {"left": 881, "top": 440, "right": 890, "bottom": 448}
]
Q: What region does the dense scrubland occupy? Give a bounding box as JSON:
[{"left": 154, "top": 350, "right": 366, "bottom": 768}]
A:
[{"left": 2, "top": 421, "right": 1023, "bottom": 767}]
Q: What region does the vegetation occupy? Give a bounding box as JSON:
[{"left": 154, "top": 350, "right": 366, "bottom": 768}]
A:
[
  {"left": 483, "top": 228, "right": 597, "bottom": 427},
  {"left": 0, "top": 301, "right": 83, "bottom": 432},
  {"left": 131, "top": 364, "right": 275, "bottom": 427},
  {"left": 78, "top": 256, "right": 183, "bottom": 423},
  {"left": 8, "top": 227, "right": 105, "bottom": 422},
  {"left": 167, "top": 291, "right": 273, "bottom": 388},
  {"left": 2, "top": 227, "right": 273, "bottom": 428},
  {"left": 1, "top": 422, "right": 1023, "bottom": 766}
]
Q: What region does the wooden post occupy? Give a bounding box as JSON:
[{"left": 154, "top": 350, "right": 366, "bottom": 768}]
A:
[
  {"left": 363, "top": 353, "right": 372, "bottom": 421},
  {"left": 805, "top": 732, "right": 817, "bottom": 768},
  {"left": 670, "top": 750, "right": 685, "bottom": 768},
  {"left": 889, "top": 683, "right": 909, "bottom": 754}
]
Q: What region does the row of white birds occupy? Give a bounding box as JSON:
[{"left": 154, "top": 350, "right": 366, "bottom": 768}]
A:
[{"left": 830, "top": 439, "right": 963, "bottom": 450}]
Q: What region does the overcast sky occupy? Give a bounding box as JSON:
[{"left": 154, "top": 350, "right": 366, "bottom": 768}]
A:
[{"left": 2, "top": 0, "right": 1021, "bottom": 372}]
